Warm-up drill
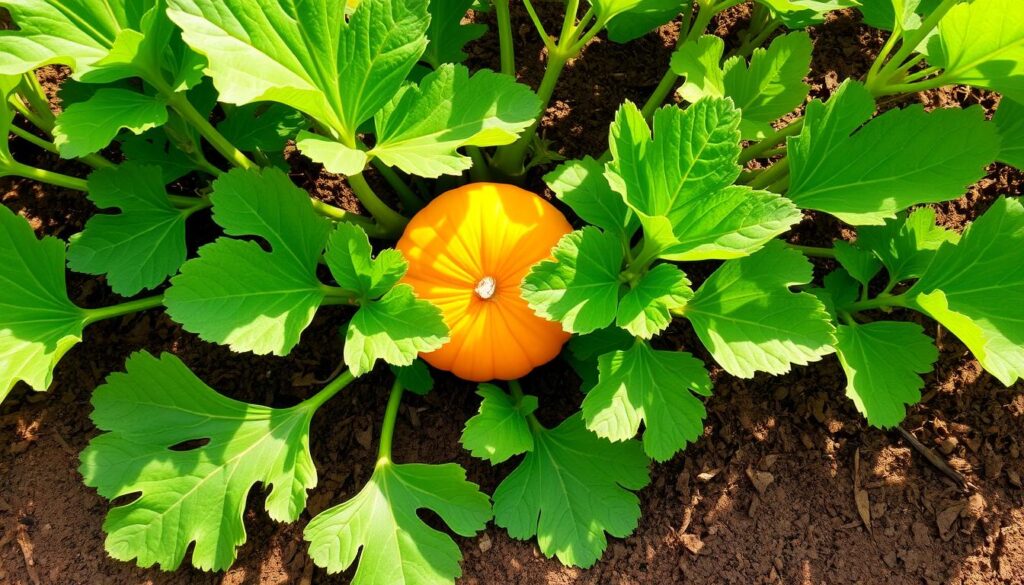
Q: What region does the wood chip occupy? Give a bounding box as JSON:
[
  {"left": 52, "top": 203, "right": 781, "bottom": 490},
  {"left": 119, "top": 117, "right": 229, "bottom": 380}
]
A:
[
  {"left": 854, "top": 449, "right": 871, "bottom": 533},
  {"left": 746, "top": 467, "right": 774, "bottom": 496},
  {"left": 696, "top": 468, "right": 720, "bottom": 482},
  {"left": 679, "top": 533, "right": 704, "bottom": 555},
  {"left": 16, "top": 524, "right": 40, "bottom": 585},
  {"left": 937, "top": 503, "right": 965, "bottom": 541},
  {"left": 477, "top": 532, "right": 492, "bottom": 553}
]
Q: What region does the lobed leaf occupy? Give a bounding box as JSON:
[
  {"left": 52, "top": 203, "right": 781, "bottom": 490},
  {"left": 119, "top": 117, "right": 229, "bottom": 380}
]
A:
[
  {"left": 906, "top": 197, "right": 1024, "bottom": 386},
  {"left": 305, "top": 462, "right": 491, "bottom": 585},
  {"left": 67, "top": 164, "right": 191, "bottom": 296},
  {"left": 856, "top": 207, "right": 959, "bottom": 286},
  {"left": 583, "top": 340, "right": 711, "bottom": 462},
  {"left": 493, "top": 412, "right": 650, "bottom": 568},
  {"left": 325, "top": 222, "right": 407, "bottom": 299},
  {"left": 787, "top": 80, "right": 1000, "bottom": 225},
  {"left": 994, "top": 98, "right": 1024, "bottom": 170},
  {"left": 615, "top": 263, "right": 692, "bottom": 339},
  {"left": 835, "top": 321, "right": 937, "bottom": 428},
  {"left": 0, "top": 205, "right": 86, "bottom": 402},
  {"left": 754, "top": 0, "right": 860, "bottom": 28},
  {"left": 683, "top": 240, "right": 836, "bottom": 377},
  {"left": 461, "top": 384, "right": 539, "bottom": 464},
  {"left": 53, "top": 89, "right": 168, "bottom": 158},
  {"left": 80, "top": 352, "right": 323, "bottom": 571},
  {"left": 423, "top": 0, "right": 487, "bottom": 67},
  {"left": 722, "top": 32, "right": 812, "bottom": 139},
  {"left": 546, "top": 156, "right": 638, "bottom": 240}
]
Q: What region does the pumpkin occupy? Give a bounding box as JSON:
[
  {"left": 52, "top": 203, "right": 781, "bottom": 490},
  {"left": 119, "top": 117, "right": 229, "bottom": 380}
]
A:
[{"left": 396, "top": 182, "right": 573, "bottom": 382}]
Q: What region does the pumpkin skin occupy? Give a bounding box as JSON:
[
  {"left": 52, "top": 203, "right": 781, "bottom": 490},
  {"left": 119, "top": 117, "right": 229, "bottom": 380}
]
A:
[{"left": 396, "top": 183, "right": 572, "bottom": 382}]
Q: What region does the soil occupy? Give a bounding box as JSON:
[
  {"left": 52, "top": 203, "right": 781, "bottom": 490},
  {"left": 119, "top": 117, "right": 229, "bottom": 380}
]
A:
[{"left": 2, "top": 5, "right": 1024, "bottom": 585}]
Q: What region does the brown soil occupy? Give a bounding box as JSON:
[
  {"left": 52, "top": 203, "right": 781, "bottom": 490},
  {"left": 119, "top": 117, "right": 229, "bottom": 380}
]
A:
[{"left": 2, "top": 6, "right": 1024, "bottom": 585}]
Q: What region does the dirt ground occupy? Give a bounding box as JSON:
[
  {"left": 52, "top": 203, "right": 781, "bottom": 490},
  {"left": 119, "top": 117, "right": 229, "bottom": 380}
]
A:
[{"left": 1, "top": 5, "right": 1023, "bottom": 585}]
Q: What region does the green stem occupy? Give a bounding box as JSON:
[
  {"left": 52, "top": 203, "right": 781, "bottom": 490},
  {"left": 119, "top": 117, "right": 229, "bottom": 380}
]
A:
[
  {"left": 559, "top": 0, "right": 582, "bottom": 46},
  {"left": 641, "top": 69, "right": 680, "bottom": 120},
  {"left": 522, "top": 0, "right": 555, "bottom": 51},
  {"left": 494, "top": 0, "right": 516, "bottom": 76},
  {"left": 377, "top": 380, "right": 405, "bottom": 464},
  {"left": 734, "top": 19, "right": 781, "bottom": 57},
  {"left": 82, "top": 294, "right": 165, "bottom": 326},
  {"left": 163, "top": 90, "right": 256, "bottom": 170},
  {"left": 9, "top": 96, "right": 52, "bottom": 133},
  {"left": 467, "top": 146, "right": 492, "bottom": 183},
  {"left": 8, "top": 124, "right": 58, "bottom": 154},
  {"left": 508, "top": 380, "right": 543, "bottom": 432},
  {"left": 18, "top": 74, "right": 56, "bottom": 132},
  {"left": 7, "top": 161, "right": 88, "bottom": 191},
  {"left": 903, "top": 65, "right": 941, "bottom": 83},
  {"left": 308, "top": 198, "right": 381, "bottom": 234},
  {"left": 786, "top": 243, "right": 836, "bottom": 258},
  {"left": 302, "top": 369, "right": 357, "bottom": 411},
  {"left": 848, "top": 293, "right": 909, "bottom": 312},
  {"left": 370, "top": 158, "right": 423, "bottom": 212},
  {"left": 873, "top": 0, "right": 958, "bottom": 87},
  {"left": 348, "top": 172, "right": 409, "bottom": 238},
  {"left": 686, "top": 2, "right": 718, "bottom": 44},
  {"left": 747, "top": 157, "right": 789, "bottom": 189}
]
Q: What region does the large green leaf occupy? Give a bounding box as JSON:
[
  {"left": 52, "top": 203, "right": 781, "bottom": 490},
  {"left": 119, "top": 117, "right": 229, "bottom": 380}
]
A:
[
  {"left": 0, "top": 75, "right": 19, "bottom": 166},
  {"left": 80, "top": 352, "right": 323, "bottom": 571},
  {"left": 605, "top": 0, "right": 681, "bottom": 43},
  {"left": 927, "top": 0, "right": 1024, "bottom": 100},
  {"left": 461, "top": 384, "right": 539, "bottom": 464},
  {"left": 0, "top": 0, "right": 202, "bottom": 86},
  {"left": 67, "top": 164, "right": 192, "bottom": 296},
  {"left": 835, "top": 321, "right": 937, "bottom": 428},
  {"left": 606, "top": 100, "right": 801, "bottom": 261},
  {"left": 52, "top": 89, "right": 168, "bottom": 158},
  {"left": 164, "top": 167, "right": 331, "bottom": 355},
  {"left": 546, "top": 157, "right": 638, "bottom": 240},
  {"left": 856, "top": 207, "right": 960, "bottom": 286},
  {"left": 521, "top": 227, "right": 625, "bottom": 335},
  {"left": 493, "top": 412, "right": 650, "bottom": 568},
  {"left": 722, "top": 32, "right": 812, "bottom": 139},
  {"left": 755, "top": 0, "right": 860, "bottom": 28},
  {"left": 305, "top": 462, "right": 491, "bottom": 585},
  {"left": 683, "top": 241, "right": 835, "bottom": 377},
  {"left": 167, "top": 0, "right": 429, "bottom": 137},
  {"left": 216, "top": 103, "right": 309, "bottom": 155},
  {"left": 787, "top": 80, "right": 999, "bottom": 225},
  {"left": 994, "top": 98, "right": 1024, "bottom": 170},
  {"left": 670, "top": 35, "right": 725, "bottom": 104},
  {"left": 368, "top": 65, "right": 540, "bottom": 177},
  {"left": 0, "top": 205, "right": 86, "bottom": 402},
  {"left": 583, "top": 340, "right": 711, "bottom": 461},
  {"left": 615, "top": 263, "right": 692, "bottom": 338},
  {"left": 906, "top": 197, "right": 1024, "bottom": 386},
  {"left": 423, "top": 0, "right": 487, "bottom": 67}
]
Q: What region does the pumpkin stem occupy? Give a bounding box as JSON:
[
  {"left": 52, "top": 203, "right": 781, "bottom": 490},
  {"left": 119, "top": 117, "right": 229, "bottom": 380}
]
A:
[{"left": 475, "top": 276, "right": 497, "bottom": 300}]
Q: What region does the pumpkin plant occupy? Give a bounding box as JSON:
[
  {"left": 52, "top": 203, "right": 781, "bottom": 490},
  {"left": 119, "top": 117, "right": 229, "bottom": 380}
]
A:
[{"left": 0, "top": 0, "right": 1022, "bottom": 582}]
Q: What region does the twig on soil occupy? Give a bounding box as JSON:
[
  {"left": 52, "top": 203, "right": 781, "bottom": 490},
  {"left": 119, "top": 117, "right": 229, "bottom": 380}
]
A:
[
  {"left": 50, "top": 429, "right": 76, "bottom": 458},
  {"left": 16, "top": 524, "right": 40, "bottom": 585},
  {"left": 895, "top": 426, "right": 971, "bottom": 491}
]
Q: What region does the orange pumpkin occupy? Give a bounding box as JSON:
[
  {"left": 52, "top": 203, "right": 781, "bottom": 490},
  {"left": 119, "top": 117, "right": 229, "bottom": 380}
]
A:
[{"left": 396, "top": 183, "right": 573, "bottom": 382}]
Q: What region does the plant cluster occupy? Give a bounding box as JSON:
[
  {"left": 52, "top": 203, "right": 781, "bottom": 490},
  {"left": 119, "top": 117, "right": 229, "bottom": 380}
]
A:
[{"left": 0, "top": 0, "right": 1021, "bottom": 582}]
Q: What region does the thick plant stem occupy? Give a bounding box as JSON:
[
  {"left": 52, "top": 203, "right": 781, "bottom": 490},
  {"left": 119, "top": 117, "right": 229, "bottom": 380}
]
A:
[
  {"left": 7, "top": 161, "right": 88, "bottom": 191},
  {"left": 18, "top": 74, "right": 56, "bottom": 132},
  {"left": 786, "top": 243, "right": 836, "bottom": 258},
  {"left": 163, "top": 90, "right": 256, "bottom": 170},
  {"left": 371, "top": 158, "right": 423, "bottom": 212},
  {"left": 82, "top": 295, "right": 165, "bottom": 326},
  {"left": 508, "top": 380, "right": 543, "bottom": 432},
  {"left": 8, "top": 124, "right": 58, "bottom": 154},
  {"left": 492, "top": 50, "right": 570, "bottom": 175},
  {"left": 348, "top": 173, "right": 409, "bottom": 238},
  {"left": 303, "top": 370, "right": 357, "bottom": 411},
  {"left": 641, "top": 71, "right": 681, "bottom": 120},
  {"left": 494, "top": 0, "right": 516, "bottom": 76},
  {"left": 849, "top": 293, "right": 909, "bottom": 312},
  {"left": 739, "top": 119, "right": 804, "bottom": 163},
  {"left": 747, "top": 157, "right": 789, "bottom": 189},
  {"left": 377, "top": 380, "right": 405, "bottom": 464}
]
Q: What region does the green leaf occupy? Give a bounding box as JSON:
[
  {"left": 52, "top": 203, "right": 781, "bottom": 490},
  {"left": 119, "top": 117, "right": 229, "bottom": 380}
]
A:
[
  {"left": 423, "top": 0, "right": 487, "bottom": 66},
  {"left": 722, "top": 32, "right": 812, "bottom": 140},
  {"left": 0, "top": 205, "right": 86, "bottom": 402},
  {"left": 856, "top": 207, "right": 959, "bottom": 285},
  {"left": 907, "top": 197, "right": 1024, "bottom": 386},
  {"left": 833, "top": 240, "right": 882, "bottom": 289},
  {"left": 461, "top": 383, "right": 538, "bottom": 464},
  {"left": 80, "top": 351, "right": 321, "bottom": 571},
  {"left": 858, "top": 0, "right": 938, "bottom": 32},
  {"left": 167, "top": 0, "right": 429, "bottom": 138},
  {"left": 53, "top": 89, "right": 168, "bottom": 158},
  {"left": 811, "top": 268, "right": 860, "bottom": 319},
  {"left": 344, "top": 285, "right": 449, "bottom": 376},
  {"left": 0, "top": 75, "right": 18, "bottom": 164},
  {"left": 684, "top": 241, "right": 836, "bottom": 377},
  {"left": 606, "top": 100, "right": 801, "bottom": 261},
  {"left": 583, "top": 341, "right": 711, "bottom": 462},
  {"left": 493, "top": 412, "right": 650, "bottom": 568},
  {"left": 295, "top": 131, "right": 369, "bottom": 175},
  {"left": 994, "top": 98, "right": 1024, "bottom": 170},
  {"left": 565, "top": 327, "right": 636, "bottom": 392},
  {"left": 521, "top": 227, "right": 625, "bottom": 335},
  {"left": 616, "top": 263, "right": 692, "bottom": 338},
  {"left": 164, "top": 167, "right": 331, "bottom": 356},
  {"left": 545, "top": 157, "right": 637, "bottom": 240},
  {"left": 0, "top": 0, "right": 202, "bottom": 86},
  {"left": 391, "top": 358, "right": 434, "bottom": 396},
  {"left": 588, "top": 0, "right": 647, "bottom": 22},
  {"left": 927, "top": 0, "right": 1024, "bottom": 100},
  {"left": 369, "top": 65, "right": 540, "bottom": 177},
  {"left": 755, "top": 0, "right": 860, "bottom": 28},
  {"left": 120, "top": 129, "right": 205, "bottom": 182},
  {"left": 305, "top": 462, "right": 491, "bottom": 585},
  {"left": 605, "top": 0, "right": 681, "bottom": 43},
  {"left": 66, "top": 164, "right": 189, "bottom": 296},
  {"left": 669, "top": 35, "right": 725, "bottom": 103},
  {"left": 787, "top": 80, "right": 1000, "bottom": 225},
  {"left": 325, "top": 222, "right": 407, "bottom": 299},
  {"left": 835, "top": 322, "right": 937, "bottom": 428},
  {"left": 216, "top": 103, "right": 308, "bottom": 154}
]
